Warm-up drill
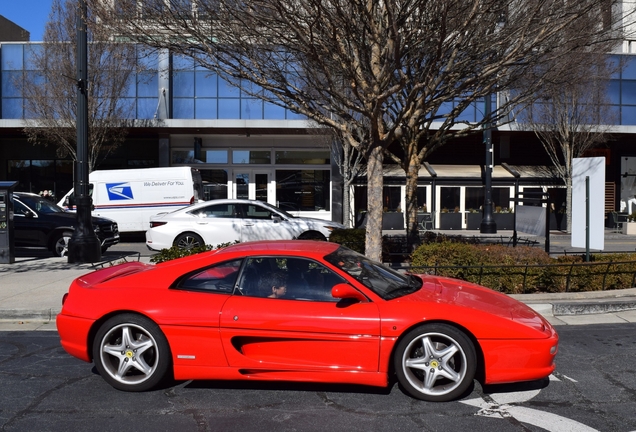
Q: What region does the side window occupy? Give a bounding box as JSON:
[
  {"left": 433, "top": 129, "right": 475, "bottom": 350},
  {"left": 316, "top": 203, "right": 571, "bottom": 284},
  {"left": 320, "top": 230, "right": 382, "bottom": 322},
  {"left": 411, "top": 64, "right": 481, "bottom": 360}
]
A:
[
  {"left": 12, "top": 200, "right": 30, "bottom": 216},
  {"left": 243, "top": 204, "right": 275, "bottom": 220},
  {"left": 194, "top": 203, "right": 241, "bottom": 218},
  {"left": 237, "top": 256, "right": 345, "bottom": 302},
  {"left": 176, "top": 258, "right": 242, "bottom": 293},
  {"left": 286, "top": 258, "right": 345, "bottom": 301},
  {"left": 237, "top": 257, "right": 278, "bottom": 296}
]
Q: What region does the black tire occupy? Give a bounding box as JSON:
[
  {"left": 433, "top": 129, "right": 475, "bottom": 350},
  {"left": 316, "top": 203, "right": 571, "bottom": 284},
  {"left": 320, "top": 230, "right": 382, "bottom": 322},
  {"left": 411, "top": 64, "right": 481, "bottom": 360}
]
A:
[
  {"left": 394, "top": 323, "right": 476, "bottom": 402},
  {"left": 52, "top": 231, "right": 73, "bottom": 257},
  {"left": 173, "top": 232, "right": 204, "bottom": 250},
  {"left": 92, "top": 314, "right": 171, "bottom": 392},
  {"left": 297, "top": 231, "right": 326, "bottom": 241}
]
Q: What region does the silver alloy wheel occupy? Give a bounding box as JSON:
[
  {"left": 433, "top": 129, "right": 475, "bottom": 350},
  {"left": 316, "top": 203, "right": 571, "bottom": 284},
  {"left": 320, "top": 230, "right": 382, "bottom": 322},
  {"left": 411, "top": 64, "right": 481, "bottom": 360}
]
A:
[
  {"left": 174, "top": 233, "right": 204, "bottom": 250},
  {"left": 401, "top": 331, "right": 468, "bottom": 398},
  {"left": 99, "top": 323, "right": 160, "bottom": 386},
  {"left": 54, "top": 231, "right": 72, "bottom": 257}
]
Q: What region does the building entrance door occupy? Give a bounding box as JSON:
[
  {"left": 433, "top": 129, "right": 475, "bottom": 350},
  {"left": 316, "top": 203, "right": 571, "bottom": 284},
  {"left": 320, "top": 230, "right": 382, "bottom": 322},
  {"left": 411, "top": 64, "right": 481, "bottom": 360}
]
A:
[{"left": 232, "top": 170, "right": 270, "bottom": 202}]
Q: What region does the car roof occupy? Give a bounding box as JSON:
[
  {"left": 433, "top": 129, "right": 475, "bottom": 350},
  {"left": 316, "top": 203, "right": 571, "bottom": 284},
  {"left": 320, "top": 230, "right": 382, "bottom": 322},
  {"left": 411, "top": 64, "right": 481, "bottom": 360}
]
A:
[
  {"left": 219, "top": 240, "right": 341, "bottom": 256},
  {"left": 189, "top": 198, "right": 281, "bottom": 209}
]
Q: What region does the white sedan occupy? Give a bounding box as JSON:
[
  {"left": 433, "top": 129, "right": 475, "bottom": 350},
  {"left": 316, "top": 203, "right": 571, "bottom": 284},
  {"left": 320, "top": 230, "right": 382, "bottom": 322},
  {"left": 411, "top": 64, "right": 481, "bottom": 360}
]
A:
[{"left": 146, "top": 199, "right": 345, "bottom": 251}]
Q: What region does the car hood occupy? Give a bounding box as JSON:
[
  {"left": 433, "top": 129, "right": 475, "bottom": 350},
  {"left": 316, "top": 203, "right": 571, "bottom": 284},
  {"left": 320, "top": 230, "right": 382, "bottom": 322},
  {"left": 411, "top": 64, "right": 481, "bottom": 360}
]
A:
[
  {"left": 42, "top": 211, "right": 116, "bottom": 225},
  {"left": 405, "top": 275, "right": 551, "bottom": 335}
]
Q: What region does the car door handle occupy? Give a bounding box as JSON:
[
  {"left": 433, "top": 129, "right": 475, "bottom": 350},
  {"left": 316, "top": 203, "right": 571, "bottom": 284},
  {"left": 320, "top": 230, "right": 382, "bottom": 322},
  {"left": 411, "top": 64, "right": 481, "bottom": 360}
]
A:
[
  {"left": 243, "top": 222, "right": 254, "bottom": 227},
  {"left": 196, "top": 221, "right": 208, "bottom": 225}
]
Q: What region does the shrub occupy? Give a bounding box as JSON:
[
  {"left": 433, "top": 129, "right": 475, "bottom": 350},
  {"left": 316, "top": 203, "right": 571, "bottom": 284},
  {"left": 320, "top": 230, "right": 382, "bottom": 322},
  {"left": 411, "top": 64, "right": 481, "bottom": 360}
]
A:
[
  {"left": 410, "top": 241, "right": 636, "bottom": 294},
  {"left": 328, "top": 228, "right": 366, "bottom": 254},
  {"left": 150, "top": 241, "right": 238, "bottom": 263}
]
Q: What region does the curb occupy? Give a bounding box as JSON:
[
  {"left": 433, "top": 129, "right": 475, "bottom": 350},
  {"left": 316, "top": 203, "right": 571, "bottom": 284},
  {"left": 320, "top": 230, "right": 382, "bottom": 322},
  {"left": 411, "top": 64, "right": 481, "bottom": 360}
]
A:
[
  {"left": 552, "top": 300, "right": 636, "bottom": 316},
  {"left": 0, "top": 309, "right": 60, "bottom": 322}
]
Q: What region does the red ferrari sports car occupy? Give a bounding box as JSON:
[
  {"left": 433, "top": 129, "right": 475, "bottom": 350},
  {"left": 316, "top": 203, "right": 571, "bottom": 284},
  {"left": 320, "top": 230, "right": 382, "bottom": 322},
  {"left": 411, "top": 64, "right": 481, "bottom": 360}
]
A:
[{"left": 56, "top": 240, "right": 558, "bottom": 402}]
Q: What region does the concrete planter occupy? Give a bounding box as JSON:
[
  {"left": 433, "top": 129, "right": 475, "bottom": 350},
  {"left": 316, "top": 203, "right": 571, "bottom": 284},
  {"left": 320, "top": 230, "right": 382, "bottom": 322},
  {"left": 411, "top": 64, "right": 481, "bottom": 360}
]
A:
[
  {"left": 465, "top": 213, "right": 481, "bottom": 230},
  {"left": 439, "top": 212, "right": 462, "bottom": 230},
  {"left": 382, "top": 212, "right": 405, "bottom": 230},
  {"left": 494, "top": 213, "right": 515, "bottom": 230},
  {"left": 622, "top": 222, "right": 636, "bottom": 235}
]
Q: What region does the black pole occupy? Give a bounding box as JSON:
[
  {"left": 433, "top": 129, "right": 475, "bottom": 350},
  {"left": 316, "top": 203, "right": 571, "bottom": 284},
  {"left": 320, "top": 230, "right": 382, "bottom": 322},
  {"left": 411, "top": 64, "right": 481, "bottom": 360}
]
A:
[
  {"left": 480, "top": 95, "right": 496, "bottom": 233},
  {"left": 68, "top": 0, "right": 101, "bottom": 263},
  {"left": 545, "top": 192, "right": 551, "bottom": 254},
  {"left": 513, "top": 177, "right": 519, "bottom": 246}
]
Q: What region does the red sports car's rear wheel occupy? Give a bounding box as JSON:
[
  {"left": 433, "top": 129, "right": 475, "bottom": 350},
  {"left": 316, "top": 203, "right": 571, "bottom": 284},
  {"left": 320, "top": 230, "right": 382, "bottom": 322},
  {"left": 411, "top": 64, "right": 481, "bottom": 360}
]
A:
[
  {"left": 93, "top": 314, "right": 171, "bottom": 392},
  {"left": 394, "top": 323, "right": 476, "bottom": 402}
]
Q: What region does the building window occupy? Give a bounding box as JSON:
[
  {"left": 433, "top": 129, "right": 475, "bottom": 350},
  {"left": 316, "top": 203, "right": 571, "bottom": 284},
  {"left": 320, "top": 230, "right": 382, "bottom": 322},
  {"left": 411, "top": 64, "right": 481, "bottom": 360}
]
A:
[
  {"left": 199, "top": 169, "right": 229, "bottom": 200},
  {"left": 276, "top": 170, "right": 330, "bottom": 211},
  {"left": 441, "top": 187, "right": 461, "bottom": 212},
  {"left": 275, "top": 150, "right": 330, "bottom": 165},
  {"left": 465, "top": 187, "right": 484, "bottom": 212},
  {"left": 383, "top": 186, "right": 401, "bottom": 212},
  {"left": 232, "top": 150, "right": 271, "bottom": 164},
  {"left": 172, "top": 149, "right": 228, "bottom": 164}
]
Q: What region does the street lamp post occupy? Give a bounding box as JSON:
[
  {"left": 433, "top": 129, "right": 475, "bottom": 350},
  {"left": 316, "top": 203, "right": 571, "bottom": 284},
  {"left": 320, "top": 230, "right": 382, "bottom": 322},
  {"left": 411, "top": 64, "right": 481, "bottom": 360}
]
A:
[
  {"left": 480, "top": 95, "right": 497, "bottom": 233},
  {"left": 67, "top": 0, "right": 101, "bottom": 263}
]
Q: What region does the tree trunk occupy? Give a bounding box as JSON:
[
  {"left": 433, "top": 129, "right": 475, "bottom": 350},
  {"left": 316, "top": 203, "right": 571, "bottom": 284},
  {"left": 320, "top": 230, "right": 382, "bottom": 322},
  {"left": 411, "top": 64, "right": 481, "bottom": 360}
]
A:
[
  {"left": 365, "top": 146, "right": 384, "bottom": 262},
  {"left": 405, "top": 161, "right": 420, "bottom": 251},
  {"left": 342, "top": 181, "right": 352, "bottom": 228}
]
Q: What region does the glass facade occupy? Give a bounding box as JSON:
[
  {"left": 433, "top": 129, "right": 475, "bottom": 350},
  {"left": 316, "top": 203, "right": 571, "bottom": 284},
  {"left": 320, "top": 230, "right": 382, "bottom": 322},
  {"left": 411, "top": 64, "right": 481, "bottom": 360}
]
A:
[
  {"left": 4, "top": 42, "right": 636, "bottom": 124},
  {"left": 0, "top": 43, "right": 304, "bottom": 121}
]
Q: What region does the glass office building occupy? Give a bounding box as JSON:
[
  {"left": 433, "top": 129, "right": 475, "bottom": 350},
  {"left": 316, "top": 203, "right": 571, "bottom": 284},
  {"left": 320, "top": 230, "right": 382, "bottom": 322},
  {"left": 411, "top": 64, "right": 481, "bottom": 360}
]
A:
[{"left": 3, "top": 40, "right": 636, "bottom": 228}]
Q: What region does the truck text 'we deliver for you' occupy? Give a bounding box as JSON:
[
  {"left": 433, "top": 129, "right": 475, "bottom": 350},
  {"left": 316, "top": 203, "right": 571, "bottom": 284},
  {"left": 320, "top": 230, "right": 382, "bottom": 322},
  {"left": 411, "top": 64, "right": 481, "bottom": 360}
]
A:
[{"left": 58, "top": 167, "right": 203, "bottom": 232}]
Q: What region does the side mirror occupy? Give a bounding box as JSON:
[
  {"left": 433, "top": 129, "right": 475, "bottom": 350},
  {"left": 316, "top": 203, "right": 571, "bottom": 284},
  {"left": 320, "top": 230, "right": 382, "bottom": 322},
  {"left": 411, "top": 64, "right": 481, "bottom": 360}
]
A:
[
  {"left": 272, "top": 215, "right": 282, "bottom": 223},
  {"left": 331, "top": 283, "right": 367, "bottom": 302}
]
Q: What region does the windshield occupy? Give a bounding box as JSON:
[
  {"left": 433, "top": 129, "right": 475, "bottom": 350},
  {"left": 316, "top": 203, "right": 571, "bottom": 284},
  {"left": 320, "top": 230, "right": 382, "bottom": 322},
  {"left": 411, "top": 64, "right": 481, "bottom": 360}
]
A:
[
  {"left": 324, "top": 247, "right": 422, "bottom": 300},
  {"left": 261, "top": 201, "right": 295, "bottom": 219},
  {"left": 17, "top": 195, "right": 64, "bottom": 214}
]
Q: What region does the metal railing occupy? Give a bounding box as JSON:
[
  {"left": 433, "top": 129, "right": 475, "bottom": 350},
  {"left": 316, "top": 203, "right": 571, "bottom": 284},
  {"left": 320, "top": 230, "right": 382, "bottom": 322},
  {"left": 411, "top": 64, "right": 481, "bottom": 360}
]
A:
[{"left": 409, "top": 259, "right": 636, "bottom": 293}]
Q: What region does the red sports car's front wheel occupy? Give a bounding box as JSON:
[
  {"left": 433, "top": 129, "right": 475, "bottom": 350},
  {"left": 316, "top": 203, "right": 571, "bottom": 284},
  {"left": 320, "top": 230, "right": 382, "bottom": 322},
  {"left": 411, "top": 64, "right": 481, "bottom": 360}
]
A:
[
  {"left": 93, "top": 314, "right": 171, "bottom": 392},
  {"left": 394, "top": 323, "right": 476, "bottom": 402}
]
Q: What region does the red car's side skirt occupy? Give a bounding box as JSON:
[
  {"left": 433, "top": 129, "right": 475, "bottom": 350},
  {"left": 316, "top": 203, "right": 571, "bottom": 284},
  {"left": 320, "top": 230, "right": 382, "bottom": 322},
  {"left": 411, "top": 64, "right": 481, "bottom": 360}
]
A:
[{"left": 172, "top": 365, "right": 389, "bottom": 388}]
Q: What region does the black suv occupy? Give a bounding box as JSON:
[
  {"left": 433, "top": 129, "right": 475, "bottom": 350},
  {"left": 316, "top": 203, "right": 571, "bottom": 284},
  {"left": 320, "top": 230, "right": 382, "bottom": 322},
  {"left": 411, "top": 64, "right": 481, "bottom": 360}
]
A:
[{"left": 12, "top": 192, "right": 119, "bottom": 257}]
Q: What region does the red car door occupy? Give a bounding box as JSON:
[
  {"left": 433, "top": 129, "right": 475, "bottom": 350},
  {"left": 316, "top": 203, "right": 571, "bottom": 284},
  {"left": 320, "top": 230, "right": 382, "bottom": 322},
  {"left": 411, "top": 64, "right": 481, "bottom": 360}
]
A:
[{"left": 219, "top": 295, "right": 381, "bottom": 372}]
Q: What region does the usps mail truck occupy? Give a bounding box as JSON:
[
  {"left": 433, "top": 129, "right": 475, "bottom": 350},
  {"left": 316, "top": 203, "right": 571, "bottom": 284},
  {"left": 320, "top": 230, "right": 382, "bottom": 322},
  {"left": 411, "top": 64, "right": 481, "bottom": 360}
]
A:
[{"left": 59, "top": 167, "right": 203, "bottom": 232}]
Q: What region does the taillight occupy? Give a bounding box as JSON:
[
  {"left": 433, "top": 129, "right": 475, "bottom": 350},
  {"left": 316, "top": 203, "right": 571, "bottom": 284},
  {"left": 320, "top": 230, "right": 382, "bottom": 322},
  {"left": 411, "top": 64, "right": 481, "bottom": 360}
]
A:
[
  {"left": 150, "top": 221, "right": 167, "bottom": 228},
  {"left": 190, "top": 195, "right": 195, "bottom": 204}
]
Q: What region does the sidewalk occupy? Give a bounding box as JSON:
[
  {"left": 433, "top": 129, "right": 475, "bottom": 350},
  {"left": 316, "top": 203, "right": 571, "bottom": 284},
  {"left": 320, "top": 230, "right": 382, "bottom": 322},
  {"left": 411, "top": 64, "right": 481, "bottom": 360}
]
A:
[
  {"left": 1, "top": 250, "right": 636, "bottom": 331},
  {"left": 0, "top": 254, "right": 152, "bottom": 331}
]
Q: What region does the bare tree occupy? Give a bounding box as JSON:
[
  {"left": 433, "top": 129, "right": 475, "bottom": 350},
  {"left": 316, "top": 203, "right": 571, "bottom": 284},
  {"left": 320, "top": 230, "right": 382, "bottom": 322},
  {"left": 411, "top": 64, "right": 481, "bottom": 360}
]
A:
[
  {"left": 92, "top": 0, "right": 631, "bottom": 260},
  {"left": 21, "top": 0, "right": 136, "bottom": 172},
  {"left": 331, "top": 129, "right": 367, "bottom": 229},
  {"left": 519, "top": 53, "right": 617, "bottom": 232},
  {"left": 383, "top": 3, "right": 628, "bottom": 250}
]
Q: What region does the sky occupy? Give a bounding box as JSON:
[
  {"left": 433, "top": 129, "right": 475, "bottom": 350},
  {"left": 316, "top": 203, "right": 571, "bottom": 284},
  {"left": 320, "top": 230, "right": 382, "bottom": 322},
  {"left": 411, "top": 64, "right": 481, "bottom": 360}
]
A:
[{"left": 1, "top": 0, "right": 53, "bottom": 41}]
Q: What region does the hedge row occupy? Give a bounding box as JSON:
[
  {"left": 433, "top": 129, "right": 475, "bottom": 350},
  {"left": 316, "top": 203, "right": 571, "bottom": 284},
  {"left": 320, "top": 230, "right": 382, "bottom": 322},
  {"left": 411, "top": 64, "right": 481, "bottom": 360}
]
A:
[
  {"left": 410, "top": 242, "right": 636, "bottom": 294},
  {"left": 329, "top": 229, "right": 636, "bottom": 294}
]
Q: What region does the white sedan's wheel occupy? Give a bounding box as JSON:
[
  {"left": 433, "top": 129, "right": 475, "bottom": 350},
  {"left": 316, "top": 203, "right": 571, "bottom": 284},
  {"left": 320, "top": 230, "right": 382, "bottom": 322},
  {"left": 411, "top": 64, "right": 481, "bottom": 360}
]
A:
[
  {"left": 174, "top": 233, "right": 204, "bottom": 250},
  {"left": 394, "top": 323, "right": 476, "bottom": 401},
  {"left": 93, "top": 314, "right": 171, "bottom": 392}
]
